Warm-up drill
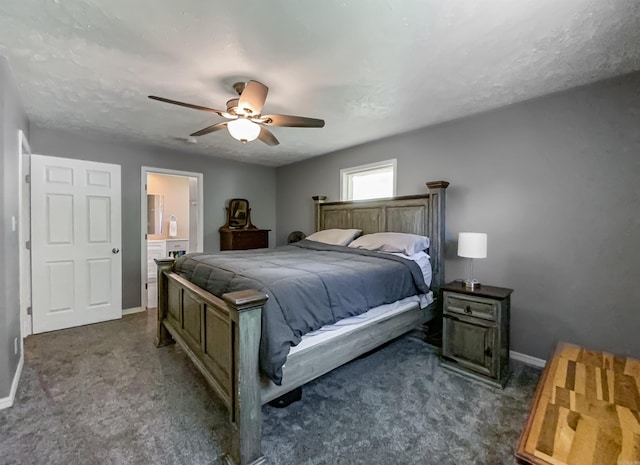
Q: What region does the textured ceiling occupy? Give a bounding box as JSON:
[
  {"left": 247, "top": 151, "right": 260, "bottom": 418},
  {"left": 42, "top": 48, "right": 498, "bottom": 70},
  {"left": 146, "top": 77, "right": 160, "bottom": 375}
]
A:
[{"left": 1, "top": 0, "right": 639, "bottom": 166}]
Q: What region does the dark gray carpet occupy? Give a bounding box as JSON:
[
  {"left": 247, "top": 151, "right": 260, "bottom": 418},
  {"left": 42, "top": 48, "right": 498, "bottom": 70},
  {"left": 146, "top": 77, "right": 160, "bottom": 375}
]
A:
[{"left": 0, "top": 310, "right": 540, "bottom": 465}]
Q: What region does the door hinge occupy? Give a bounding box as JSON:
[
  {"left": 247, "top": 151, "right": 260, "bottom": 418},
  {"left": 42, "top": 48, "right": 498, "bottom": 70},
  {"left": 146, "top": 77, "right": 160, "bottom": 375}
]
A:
[
  {"left": 25, "top": 174, "right": 30, "bottom": 184},
  {"left": 27, "top": 306, "right": 32, "bottom": 316},
  {"left": 145, "top": 183, "right": 147, "bottom": 191},
  {"left": 145, "top": 233, "right": 148, "bottom": 240},
  {"left": 25, "top": 240, "right": 31, "bottom": 250},
  {"left": 145, "top": 283, "right": 148, "bottom": 290}
]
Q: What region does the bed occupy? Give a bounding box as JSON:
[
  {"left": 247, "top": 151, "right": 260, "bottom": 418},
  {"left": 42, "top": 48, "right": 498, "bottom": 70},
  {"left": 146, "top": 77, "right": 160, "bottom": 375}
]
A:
[{"left": 154, "top": 180, "right": 449, "bottom": 465}]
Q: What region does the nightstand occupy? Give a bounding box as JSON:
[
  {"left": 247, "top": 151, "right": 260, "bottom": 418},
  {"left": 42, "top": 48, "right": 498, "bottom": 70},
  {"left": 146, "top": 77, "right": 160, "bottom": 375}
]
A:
[{"left": 441, "top": 281, "right": 513, "bottom": 388}]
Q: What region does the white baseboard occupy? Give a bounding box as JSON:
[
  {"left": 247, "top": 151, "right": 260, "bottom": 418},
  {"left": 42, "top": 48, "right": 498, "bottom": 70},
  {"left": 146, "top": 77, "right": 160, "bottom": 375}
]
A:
[
  {"left": 122, "top": 306, "right": 145, "bottom": 316},
  {"left": 22, "top": 314, "right": 32, "bottom": 338},
  {"left": 0, "top": 352, "right": 24, "bottom": 410},
  {"left": 510, "top": 350, "right": 546, "bottom": 368}
]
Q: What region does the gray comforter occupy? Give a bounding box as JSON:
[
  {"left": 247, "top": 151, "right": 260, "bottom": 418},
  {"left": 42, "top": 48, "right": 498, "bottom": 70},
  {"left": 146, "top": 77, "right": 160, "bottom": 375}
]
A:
[{"left": 174, "top": 239, "right": 429, "bottom": 384}]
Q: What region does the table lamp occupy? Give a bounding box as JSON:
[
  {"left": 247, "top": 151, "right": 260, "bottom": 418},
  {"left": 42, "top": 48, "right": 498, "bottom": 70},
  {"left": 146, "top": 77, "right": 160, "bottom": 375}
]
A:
[{"left": 457, "top": 232, "right": 487, "bottom": 289}]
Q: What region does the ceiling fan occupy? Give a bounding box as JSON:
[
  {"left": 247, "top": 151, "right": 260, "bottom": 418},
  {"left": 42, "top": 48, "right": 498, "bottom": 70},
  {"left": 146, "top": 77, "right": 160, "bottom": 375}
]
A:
[{"left": 149, "top": 80, "right": 325, "bottom": 146}]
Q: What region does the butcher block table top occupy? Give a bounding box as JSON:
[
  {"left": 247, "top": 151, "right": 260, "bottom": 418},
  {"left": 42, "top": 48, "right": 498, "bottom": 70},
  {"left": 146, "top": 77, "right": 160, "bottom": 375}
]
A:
[{"left": 516, "top": 341, "right": 640, "bottom": 465}]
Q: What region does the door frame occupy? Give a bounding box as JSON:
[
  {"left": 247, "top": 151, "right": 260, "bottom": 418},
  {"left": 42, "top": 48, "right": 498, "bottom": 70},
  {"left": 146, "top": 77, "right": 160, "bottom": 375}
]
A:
[
  {"left": 140, "top": 167, "right": 204, "bottom": 309},
  {"left": 18, "top": 130, "right": 31, "bottom": 338}
]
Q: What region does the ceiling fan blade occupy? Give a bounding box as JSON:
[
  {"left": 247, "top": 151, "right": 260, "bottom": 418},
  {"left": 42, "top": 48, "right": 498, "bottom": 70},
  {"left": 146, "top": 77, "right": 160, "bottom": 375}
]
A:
[
  {"left": 190, "top": 122, "right": 228, "bottom": 137},
  {"left": 238, "top": 80, "right": 268, "bottom": 115},
  {"left": 149, "top": 96, "right": 225, "bottom": 116},
  {"left": 261, "top": 114, "right": 325, "bottom": 128},
  {"left": 258, "top": 126, "right": 279, "bottom": 146}
]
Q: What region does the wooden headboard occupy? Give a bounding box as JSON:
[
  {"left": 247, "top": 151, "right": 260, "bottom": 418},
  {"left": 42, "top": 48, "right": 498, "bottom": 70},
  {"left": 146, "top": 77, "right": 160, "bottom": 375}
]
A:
[{"left": 313, "top": 181, "right": 449, "bottom": 290}]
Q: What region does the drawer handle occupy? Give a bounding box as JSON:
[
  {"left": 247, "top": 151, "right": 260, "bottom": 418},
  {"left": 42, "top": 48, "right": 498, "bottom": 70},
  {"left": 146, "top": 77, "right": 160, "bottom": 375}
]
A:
[{"left": 464, "top": 305, "right": 472, "bottom": 314}]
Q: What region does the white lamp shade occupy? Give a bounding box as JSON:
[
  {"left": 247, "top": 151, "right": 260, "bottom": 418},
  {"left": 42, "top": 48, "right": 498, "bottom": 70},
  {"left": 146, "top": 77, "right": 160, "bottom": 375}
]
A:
[
  {"left": 227, "top": 118, "right": 261, "bottom": 142},
  {"left": 457, "top": 232, "right": 487, "bottom": 259}
]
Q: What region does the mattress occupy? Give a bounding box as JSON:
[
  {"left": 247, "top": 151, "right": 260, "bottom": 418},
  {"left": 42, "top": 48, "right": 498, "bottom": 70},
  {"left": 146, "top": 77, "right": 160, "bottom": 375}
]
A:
[{"left": 289, "top": 292, "right": 434, "bottom": 357}]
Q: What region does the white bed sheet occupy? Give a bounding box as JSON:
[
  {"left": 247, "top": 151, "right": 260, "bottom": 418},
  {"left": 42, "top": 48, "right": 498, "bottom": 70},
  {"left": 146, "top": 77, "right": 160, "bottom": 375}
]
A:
[{"left": 288, "top": 291, "right": 433, "bottom": 357}]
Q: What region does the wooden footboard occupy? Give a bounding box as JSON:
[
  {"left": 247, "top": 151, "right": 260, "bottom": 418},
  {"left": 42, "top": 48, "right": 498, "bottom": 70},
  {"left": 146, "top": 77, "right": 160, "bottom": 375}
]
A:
[{"left": 155, "top": 258, "right": 268, "bottom": 465}]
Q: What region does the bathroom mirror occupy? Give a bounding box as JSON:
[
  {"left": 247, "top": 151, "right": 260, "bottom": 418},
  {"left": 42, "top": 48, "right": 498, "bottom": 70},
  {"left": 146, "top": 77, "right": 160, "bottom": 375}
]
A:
[{"left": 147, "top": 194, "right": 164, "bottom": 235}]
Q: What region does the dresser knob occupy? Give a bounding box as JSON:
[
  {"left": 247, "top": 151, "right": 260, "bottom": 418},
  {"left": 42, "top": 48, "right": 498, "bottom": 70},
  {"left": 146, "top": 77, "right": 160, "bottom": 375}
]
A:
[{"left": 464, "top": 305, "right": 472, "bottom": 314}]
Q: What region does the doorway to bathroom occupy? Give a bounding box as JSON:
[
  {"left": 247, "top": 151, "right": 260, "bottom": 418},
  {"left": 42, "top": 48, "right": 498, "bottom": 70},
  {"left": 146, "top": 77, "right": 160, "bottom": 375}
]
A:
[{"left": 140, "top": 167, "right": 203, "bottom": 310}]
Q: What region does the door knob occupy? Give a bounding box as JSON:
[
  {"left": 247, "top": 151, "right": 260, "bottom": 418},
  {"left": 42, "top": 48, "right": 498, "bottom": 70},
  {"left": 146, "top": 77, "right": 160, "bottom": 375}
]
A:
[{"left": 112, "top": 248, "right": 120, "bottom": 254}]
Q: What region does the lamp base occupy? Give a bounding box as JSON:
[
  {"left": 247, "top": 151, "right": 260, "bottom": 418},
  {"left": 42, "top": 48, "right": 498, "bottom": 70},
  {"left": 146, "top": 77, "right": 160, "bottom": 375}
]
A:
[{"left": 464, "top": 279, "right": 481, "bottom": 290}]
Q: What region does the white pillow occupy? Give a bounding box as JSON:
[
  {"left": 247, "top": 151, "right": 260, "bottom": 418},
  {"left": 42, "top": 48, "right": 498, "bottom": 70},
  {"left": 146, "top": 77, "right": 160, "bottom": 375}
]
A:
[
  {"left": 305, "top": 228, "right": 362, "bottom": 246},
  {"left": 385, "top": 251, "right": 432, "bottom": 287},
  {"left": 348, "top": 232, "right": 430, "bottom": 256}
]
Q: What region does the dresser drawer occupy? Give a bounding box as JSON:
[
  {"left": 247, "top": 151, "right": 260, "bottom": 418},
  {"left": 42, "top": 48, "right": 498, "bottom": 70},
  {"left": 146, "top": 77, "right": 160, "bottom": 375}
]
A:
[
  {"left": 234, "top": 233, "right": 267, "bottom": 250},
  {"left": 444, "top": 293, "right": 497, "bottom": 321},
  {"left": 220, "top": 229, "right": 269, "bottom": 251},
  {"left": 147, "top": 241, "right": 167, "bottom": 281},
  {"left": 147, "top": 248, "right": 166, "bottom": 279},
  {"left": 147, "top": 240, "right": 166, "bottom": 253},
  {"left": 165, "top": 239, "right": 189, "bottom": 252}
]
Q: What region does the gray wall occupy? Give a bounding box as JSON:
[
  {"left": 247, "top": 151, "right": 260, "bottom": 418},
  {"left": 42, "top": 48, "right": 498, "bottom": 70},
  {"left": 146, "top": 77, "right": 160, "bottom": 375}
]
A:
[
  {"left": 31, "top": 127, "right": 277, "bottom": 310},
  {"left": 276, "top": 71, "right": 640, "bottom": 361},
  {"left": 0, "top": 57, "right": 29, "bottom": 396}
]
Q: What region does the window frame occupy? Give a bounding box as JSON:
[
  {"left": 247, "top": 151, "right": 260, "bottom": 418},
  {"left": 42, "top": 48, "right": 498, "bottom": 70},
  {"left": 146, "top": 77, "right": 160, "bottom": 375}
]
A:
[{"left": 340, "top": 158, "right": 397, "bottom": 201}]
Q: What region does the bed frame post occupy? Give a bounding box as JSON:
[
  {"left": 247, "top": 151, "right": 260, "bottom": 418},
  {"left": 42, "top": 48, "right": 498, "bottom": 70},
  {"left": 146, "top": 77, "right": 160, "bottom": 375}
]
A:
[
  {"left": 312, "top": 195, "right": 327, "bottom": 232},
  {"left": 222, "top": 290, "right": 269, "bottom": 465},
  {"left": 426, "top": 181, "right": 449, "bottom": 290},
  {"left": 154, "top": 258, "right": 176, "bottom": 348}
]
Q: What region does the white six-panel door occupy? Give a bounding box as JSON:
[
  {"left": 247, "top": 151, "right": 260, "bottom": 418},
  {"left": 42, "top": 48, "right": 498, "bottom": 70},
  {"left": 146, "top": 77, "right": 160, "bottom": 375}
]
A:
[{"left": 31, "top": 155, "right": 122, "bottom": 334}]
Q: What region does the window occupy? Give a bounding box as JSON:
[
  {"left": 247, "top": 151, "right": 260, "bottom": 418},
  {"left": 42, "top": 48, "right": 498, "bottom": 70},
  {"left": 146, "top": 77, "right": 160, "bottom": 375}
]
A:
[{"left": 340, "top": 159, "right": 397, "bottom": 201}]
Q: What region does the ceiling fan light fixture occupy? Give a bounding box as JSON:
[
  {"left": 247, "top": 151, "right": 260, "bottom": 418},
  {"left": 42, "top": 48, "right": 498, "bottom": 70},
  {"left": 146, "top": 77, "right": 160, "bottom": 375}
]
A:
[
  {"left": 227, "top": 118, "right": 261, "bottom": 143},
  {"left": 149, "top": 80, "right": 324, "bottom": 147}
]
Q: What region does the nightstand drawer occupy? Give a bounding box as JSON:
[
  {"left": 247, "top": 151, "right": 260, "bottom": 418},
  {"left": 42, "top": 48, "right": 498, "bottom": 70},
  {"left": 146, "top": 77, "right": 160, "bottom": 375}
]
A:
[{"left": 445, "top": 293, "right": 497, "bottom": 321}]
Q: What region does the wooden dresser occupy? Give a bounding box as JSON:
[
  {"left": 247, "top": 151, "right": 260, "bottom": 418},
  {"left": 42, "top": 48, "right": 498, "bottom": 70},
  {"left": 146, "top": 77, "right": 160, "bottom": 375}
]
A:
[{"left": 219, "top": 228, "right": 270, "bottom": 251}]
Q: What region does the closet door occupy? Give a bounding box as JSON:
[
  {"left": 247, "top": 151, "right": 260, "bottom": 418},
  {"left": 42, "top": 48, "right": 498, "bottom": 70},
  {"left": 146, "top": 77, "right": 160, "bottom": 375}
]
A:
[{"left": 31, "top": 155, "right": 122, "bottom": 333}]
